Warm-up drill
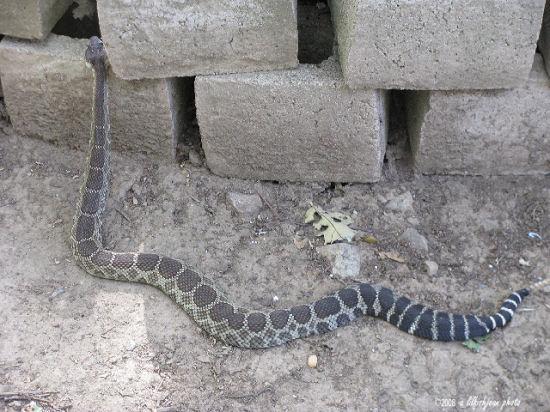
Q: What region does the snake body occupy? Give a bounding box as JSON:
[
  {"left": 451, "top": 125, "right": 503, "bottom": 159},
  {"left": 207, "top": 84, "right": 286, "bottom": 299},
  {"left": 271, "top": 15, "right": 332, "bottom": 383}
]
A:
[{"left": 72, "top": 37, "right": 542, "bottom": 349}]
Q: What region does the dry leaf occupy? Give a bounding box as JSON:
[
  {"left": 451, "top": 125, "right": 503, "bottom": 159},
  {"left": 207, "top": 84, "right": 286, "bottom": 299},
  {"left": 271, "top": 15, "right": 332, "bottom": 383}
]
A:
[
  {"left": 378, "top": 251, "right": 406, "bottom": 263},
  {"left": 305, "top": 203, "right": 355, "bottom": 244}
]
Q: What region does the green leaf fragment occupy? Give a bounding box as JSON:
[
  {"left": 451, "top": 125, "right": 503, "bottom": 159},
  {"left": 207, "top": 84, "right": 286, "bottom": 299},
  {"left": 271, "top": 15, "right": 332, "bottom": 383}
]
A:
[{"left": 462, "top": 335, "right": 490, "bottom": 353}]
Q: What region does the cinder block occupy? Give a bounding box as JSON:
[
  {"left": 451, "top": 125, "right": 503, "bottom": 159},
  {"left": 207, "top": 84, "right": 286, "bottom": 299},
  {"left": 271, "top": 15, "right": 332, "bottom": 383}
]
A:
[
  {"left": 329, "top": 0, "right": 545, "bottom": 89},
  {"left": 0, "top": 0, "right": 72, "bottom": 40},
  {"left": 539, "top": 1, "right": 550, "bottom": 75},
  {"left": 98, "top": 0, "right": 298, "bottom": 80},
  {"left": 0, "top": 35, "right": 186, "bottom": 158},
  {"left": 406, "top": 55, "right": 550, "bottom": 175},
  {"left": 195, "top": 58, "right": 388, "bottom": 183}
]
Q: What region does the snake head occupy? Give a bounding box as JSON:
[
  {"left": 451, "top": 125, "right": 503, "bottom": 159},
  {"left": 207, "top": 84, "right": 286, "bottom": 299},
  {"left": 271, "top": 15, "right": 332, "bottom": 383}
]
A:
[{"left": 85, "top": 36, "right": 107, "bottom": 68}]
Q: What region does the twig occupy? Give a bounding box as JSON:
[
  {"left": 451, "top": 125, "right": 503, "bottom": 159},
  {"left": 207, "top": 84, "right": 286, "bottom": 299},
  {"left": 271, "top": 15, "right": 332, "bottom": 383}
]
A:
[
  {"left": 115, "top": 207, "right": 131, "bottom": 222},
  {"left": 224, "top": 387, "right": 271, "bottom": 400},
  {"left": 0, "top": 391, "right": 58, "bottom": 404},
  {"left": 254, "top": 188, "right": 282, "bottom": 220}
]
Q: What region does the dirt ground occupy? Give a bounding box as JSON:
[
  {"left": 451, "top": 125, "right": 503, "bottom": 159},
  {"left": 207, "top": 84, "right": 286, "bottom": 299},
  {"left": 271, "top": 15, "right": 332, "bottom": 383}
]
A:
[{"left": 1, "top": 116, "right": 549, "bottom": 412}]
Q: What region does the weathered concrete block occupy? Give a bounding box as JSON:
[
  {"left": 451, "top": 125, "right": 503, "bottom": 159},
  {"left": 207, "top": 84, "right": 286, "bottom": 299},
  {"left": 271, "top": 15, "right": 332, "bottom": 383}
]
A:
[
  {"left": 329, "top": 0, "right": 545, "bottom": 89},
  {"left": 0, "top": 35, "right": 185, "bottom": 158},
  {"left": 97, "top": 0, "right": 298, "bottom": 80},
  {"left": 406, "top": 55, "right": 550, "bottom": 175},
  {"left": 195, "top": 58, "right": 388, "bottom": 183},
  {"left": 539, "top": 1, "right": 550, "bottom": 75},
  {"left": 0, "top": 0, "right": 72, "bottom": 40}
]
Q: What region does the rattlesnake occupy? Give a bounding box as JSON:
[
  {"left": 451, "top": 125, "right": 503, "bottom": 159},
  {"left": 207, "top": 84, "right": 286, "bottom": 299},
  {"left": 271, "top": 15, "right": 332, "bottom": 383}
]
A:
[{"left": 71, "top": 37, "right": 548, "bottom": 349}]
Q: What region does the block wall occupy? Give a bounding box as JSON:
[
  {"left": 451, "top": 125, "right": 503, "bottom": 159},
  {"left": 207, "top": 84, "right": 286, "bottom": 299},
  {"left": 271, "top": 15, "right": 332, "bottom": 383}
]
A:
[{"left": 0, "top": 0, "right": 549, "bottom": 179}]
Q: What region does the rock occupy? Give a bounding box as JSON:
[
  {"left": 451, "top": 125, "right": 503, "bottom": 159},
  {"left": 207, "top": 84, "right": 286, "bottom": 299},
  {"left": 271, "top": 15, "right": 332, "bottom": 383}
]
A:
[
  {"left": 188, "top": 149, "right": 203, "bottom": 167},
  {"left": 399, "top": 228, "right": 428, "bottom": 252},
  {"left": 307, "top": 354, "right": 318, "bottom": 368},
  {"left": 386, "top": 191, "right": 414, "bottom": 213},
  {"left": 423, "top": 260, "right": 438, "bottom": 276},
  {"left": 226, "top": 192, "right": 263, "bottom": 217},
  {"left": 483, "top": 218, "right": 500, "bottom": 231},
  {"left": 317, "top": 244, "right": 361, "bottom": 279},
  {"left": 499, "top": 353, "right": 518, "bottom": 372}
]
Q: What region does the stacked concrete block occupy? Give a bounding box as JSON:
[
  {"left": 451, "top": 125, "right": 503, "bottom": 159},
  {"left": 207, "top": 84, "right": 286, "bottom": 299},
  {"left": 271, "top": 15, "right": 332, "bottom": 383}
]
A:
[
  {"left": 195, "top": 58, "right": 388, "bottom": 183},
  {"left": 97, "top": 0, "right": 299, "bottom": 80},
  {"left": 0, "top": 0, "right": 72, "bottom": 40},
  {"left": 406, "top": 55, "right": 550, "bottom": 175},
  {"left": 329, "top": 0, "right": 546, "bottom": 90},
  {"left": 0, "top": 35, "right": 186, "bottom": 158},
  {"left": 539, "top": 1, "right": 550, "bottom": 75}
]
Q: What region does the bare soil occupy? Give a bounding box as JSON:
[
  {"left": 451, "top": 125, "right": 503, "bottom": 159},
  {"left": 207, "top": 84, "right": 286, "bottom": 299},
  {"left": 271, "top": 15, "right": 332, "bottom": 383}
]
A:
[{"left": 1, "top": 119, "right": 549, "bottom": 411}]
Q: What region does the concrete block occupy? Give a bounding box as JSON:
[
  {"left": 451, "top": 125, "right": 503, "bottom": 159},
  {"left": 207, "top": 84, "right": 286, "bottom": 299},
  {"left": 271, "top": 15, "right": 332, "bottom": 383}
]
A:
[
  {"left": 329, "top": 0, "right": 546, "bottom": 89},
  {"left": 539, "top": 1, "right": 550, "bottom": 76},
  {"left": 195, "top": 58, "right": 388, "bottom": 183},
  {"left": 406, "top": 55, "right": 550, "bottom": 175},
  {"left": 97, "top": 0, "right": 298, "bottom": 80},
  {"left": 0, "top": 35, "right": 186, "bottom": 158},
  {"left": 0, "top": 0, "right": 72, "bottom": 40}
]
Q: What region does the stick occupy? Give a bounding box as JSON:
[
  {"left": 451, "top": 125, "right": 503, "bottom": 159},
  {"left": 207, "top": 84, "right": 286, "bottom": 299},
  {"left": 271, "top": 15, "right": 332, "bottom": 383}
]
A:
[
  {"left": 0, "top": 391, "right": 58, "bottom": 404},
  {"left": 254, "top": 188, "right": 282, "bottom": 220},
  {"left": 224, "top": 387, "right": 271, "bottom": 400}
]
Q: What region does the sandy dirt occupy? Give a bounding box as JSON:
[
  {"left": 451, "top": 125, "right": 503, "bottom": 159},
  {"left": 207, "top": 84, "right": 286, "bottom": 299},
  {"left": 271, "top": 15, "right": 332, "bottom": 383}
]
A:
[{"left": 1, "top": 118, "right": 549, "bottom": 411}]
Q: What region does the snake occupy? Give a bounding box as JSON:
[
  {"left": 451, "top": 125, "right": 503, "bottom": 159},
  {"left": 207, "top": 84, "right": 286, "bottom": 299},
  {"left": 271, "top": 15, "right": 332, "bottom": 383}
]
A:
[{"left": 71, "top": 36, "right": 549, "bottom": 349}]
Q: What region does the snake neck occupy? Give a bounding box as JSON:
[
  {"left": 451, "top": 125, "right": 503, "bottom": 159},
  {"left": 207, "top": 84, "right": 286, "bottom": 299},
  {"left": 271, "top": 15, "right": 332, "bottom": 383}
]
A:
[{"left": 71, "top": 57, "right": 110, "bottom": 256}]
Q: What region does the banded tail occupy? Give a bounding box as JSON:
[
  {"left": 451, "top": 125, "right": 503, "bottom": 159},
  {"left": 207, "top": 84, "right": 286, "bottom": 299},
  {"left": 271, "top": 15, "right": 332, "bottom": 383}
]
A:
[{"left": 353, "top": 285, "right": 530, "bottom": 341}]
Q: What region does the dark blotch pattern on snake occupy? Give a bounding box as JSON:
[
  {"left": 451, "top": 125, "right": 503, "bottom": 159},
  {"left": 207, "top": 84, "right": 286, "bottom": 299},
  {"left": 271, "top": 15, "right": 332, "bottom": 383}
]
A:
[{"left": 71, "top": 37, "right": 546, "bottom": 349}]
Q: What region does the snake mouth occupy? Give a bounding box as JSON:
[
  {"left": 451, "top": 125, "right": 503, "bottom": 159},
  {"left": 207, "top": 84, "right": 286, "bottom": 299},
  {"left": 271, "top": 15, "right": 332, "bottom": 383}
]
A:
[{"left": 85, "top": 36, "right": 107, "bottom": 67}]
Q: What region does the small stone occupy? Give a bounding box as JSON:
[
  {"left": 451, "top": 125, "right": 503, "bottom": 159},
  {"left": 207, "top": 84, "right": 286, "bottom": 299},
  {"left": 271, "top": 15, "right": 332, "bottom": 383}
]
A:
[
  {"left": 483, "top": 218, "right": 500, "bottom": 231},
  {"left": 317, "top": 244, "right": 361, "bottom": 279},
  {"left": 423, "top": 261, "right": 438, "bottom": 276},
  {"left": 399, "top": 228, "right": 428, "bottom": 252},
  {"left": 188, "top": 149, "right": 203, "bottom": 167},
  {"left": 51, "top": 289, "right": 65, "bottom": 298},
  {"left": 226, "top": 192, "right": 263, "bottom": 217},
  {"left": 499, "top": 354, "right": 518, "bottom": 372},
  {"left": 385, "top": 191, "right": 414, "bottom": 213},
  {"left": 307, "top": 354, "right": 318, "bottom": 368},
  {"left": 125, "top": 340, "right": 137, "bottom": 351},
  {"left": 197, "top": 355, "right": 210, "bottom": 363}
]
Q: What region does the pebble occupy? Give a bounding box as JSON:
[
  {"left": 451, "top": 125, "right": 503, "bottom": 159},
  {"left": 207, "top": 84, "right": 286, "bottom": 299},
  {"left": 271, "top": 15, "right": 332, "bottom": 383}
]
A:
[
  {"left": 307, "top": 354, "right": 318, "bottom": 368},
  {"left": 386, "top": 191, "right": 414, "bottom": 213},
  {"left": 423, "top": 260, "right": 438, "bottom": 276},
  {"left": 226, "top": 192, "right": 263, "bottom": 217},
  {"left": 317, "top": 244, "right": 361, "bottom": 279},
  {"left": 399, "top": 228, "right": 428, "bottom": 252},
  {"left": 483, "top": 218, "right": 500, "bottom": 231},
  {"left": 499, "top": 354, "right": 518, "bottom": 372},
  {"left": 51, "top": 289, "right": 65, "bottom": 298},
  {"left": 125, "top": 340, "right": 137, "bottom": 351},
  {"left": 188, "top": 149, "right": 203, "bottom": 167}
]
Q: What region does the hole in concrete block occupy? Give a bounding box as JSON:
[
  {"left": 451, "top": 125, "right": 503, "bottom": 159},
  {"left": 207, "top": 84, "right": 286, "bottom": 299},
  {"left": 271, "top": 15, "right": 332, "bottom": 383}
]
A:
[
  {"left": 383, "top": 90, "right": 414, "bottom": 176},
  {"left": 52, "top": 1, "right": 100, "bottom": 39},
  {"left": 175, "top": 77, "right": 203, "bottom": 165},
  {"left": 388, "top": 90, "right": 408, "bottom": 146},
  {"left": 297, "top": 0, "right": 334, "bottom": 64}
]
